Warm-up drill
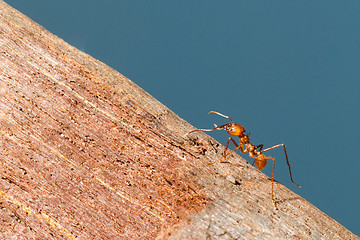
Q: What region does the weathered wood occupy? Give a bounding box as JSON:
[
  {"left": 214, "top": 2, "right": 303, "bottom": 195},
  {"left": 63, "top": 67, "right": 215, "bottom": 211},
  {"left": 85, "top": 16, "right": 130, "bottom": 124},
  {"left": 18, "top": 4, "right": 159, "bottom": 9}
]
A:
[{"left": 0, "top": 1, "right": 358, "bottom": 239}]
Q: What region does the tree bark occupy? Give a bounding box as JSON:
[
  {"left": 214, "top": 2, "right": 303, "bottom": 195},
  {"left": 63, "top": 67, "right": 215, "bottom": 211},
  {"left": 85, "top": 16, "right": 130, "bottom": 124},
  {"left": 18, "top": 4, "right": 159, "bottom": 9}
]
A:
[{"left": 0, "top": 1, "right": 358, "bottom": 239}]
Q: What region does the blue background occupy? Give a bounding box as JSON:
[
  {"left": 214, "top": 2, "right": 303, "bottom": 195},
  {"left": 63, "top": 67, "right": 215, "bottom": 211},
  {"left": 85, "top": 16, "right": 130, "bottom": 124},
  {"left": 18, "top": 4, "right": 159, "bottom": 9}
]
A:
[{"left": 9, "top": 1, "right": 360, "bottom": 236}]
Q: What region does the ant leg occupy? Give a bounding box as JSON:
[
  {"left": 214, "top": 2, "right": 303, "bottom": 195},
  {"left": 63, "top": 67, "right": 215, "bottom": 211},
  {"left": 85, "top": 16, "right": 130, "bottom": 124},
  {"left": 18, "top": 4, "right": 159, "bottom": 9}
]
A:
[
  {"left": 250, "top": 155, "right": 278, "bottom": 209},
  {"left": 269, "top": 157, "right": 278, "bottom": 210},
  {"left": 255, "top": 144, "right": 263, "bottom": 151},
  {"left": 261, "top": 144, "right": 300, "bottom": 188},
  {"left": 208, "top": 137, "right": 240, "bottom": 165},
  {"left": 224, "top": 138, "right": 239, "bottom": 156}
]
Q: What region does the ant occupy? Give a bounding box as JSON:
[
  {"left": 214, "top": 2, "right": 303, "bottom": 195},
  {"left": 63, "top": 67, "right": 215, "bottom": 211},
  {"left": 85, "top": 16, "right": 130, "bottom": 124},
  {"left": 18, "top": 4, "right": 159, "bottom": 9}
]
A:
[{"left": 188, "top": 111, "right": 300, "bottom": 209}]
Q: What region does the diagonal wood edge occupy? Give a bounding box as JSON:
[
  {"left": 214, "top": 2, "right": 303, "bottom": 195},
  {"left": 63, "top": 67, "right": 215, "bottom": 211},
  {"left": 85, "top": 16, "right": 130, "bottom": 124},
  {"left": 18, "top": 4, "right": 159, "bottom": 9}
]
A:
[{"left": 0, "top": 1, "right": 359, "bottom": 239}]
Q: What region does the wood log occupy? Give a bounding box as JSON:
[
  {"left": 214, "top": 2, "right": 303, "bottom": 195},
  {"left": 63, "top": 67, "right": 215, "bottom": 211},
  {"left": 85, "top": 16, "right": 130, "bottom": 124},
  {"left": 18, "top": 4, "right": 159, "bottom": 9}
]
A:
[{"left": 0, "top": 1, "right": 358, "bottom": 239}]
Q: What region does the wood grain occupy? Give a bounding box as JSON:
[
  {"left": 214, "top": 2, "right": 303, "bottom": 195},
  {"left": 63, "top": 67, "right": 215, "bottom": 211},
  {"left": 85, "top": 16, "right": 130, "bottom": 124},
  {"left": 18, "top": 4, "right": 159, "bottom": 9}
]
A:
[{"left": 0, "top": 1, "right": 358, "bottom": 239}]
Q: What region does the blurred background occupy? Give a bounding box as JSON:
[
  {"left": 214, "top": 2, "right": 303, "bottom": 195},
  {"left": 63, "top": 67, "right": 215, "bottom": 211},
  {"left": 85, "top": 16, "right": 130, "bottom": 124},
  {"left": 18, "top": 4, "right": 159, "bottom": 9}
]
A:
[{"left": 9, "top": 0, "right": 360, "bottom": 236}]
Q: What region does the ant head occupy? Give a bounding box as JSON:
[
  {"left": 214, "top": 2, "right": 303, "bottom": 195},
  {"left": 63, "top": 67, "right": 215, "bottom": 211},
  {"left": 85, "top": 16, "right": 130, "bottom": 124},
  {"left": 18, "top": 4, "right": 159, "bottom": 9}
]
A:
[{"left": 224, "top": 123, "right": 245, "bottom": 137}]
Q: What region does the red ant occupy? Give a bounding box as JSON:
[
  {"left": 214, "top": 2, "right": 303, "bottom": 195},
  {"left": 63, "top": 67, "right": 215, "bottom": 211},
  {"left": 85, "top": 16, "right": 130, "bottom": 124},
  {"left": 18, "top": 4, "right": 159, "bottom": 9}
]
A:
[{"left": 189, "top": 111, "right": 300, "bottom": 209}]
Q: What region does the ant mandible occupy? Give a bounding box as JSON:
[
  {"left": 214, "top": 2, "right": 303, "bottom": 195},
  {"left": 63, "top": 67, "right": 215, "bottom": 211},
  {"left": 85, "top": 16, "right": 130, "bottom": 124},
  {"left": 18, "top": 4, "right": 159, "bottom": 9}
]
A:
[{"left": 189, "top": 111, "right": 301, "bottom": 209}]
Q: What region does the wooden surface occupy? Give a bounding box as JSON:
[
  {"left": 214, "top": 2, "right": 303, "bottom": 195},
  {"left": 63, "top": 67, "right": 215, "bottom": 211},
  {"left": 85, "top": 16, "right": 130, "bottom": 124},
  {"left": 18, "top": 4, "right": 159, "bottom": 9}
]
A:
[{"left": 0, "top": 1, "right": 358, "bottom": 239}]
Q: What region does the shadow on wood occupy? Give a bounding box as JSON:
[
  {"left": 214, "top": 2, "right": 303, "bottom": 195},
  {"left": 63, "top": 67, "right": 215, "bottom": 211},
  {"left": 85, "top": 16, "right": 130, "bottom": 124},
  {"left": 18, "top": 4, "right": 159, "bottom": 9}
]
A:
[{"left": 0, "top": 2, "right": 358, "bottom": 239}]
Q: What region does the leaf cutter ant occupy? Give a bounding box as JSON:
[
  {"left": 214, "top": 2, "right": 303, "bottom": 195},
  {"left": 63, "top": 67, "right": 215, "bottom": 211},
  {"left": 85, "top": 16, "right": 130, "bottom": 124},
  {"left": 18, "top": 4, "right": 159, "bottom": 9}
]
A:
[{"left": 189, "top": 111, "right": 300, "bottom": 209}]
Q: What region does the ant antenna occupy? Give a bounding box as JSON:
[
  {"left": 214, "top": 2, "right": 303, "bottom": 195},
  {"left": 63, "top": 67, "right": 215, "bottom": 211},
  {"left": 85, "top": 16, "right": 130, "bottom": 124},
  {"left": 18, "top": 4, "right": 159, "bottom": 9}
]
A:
[{"left": 209, "top": 111, "right": 234, "bottom": 123}]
